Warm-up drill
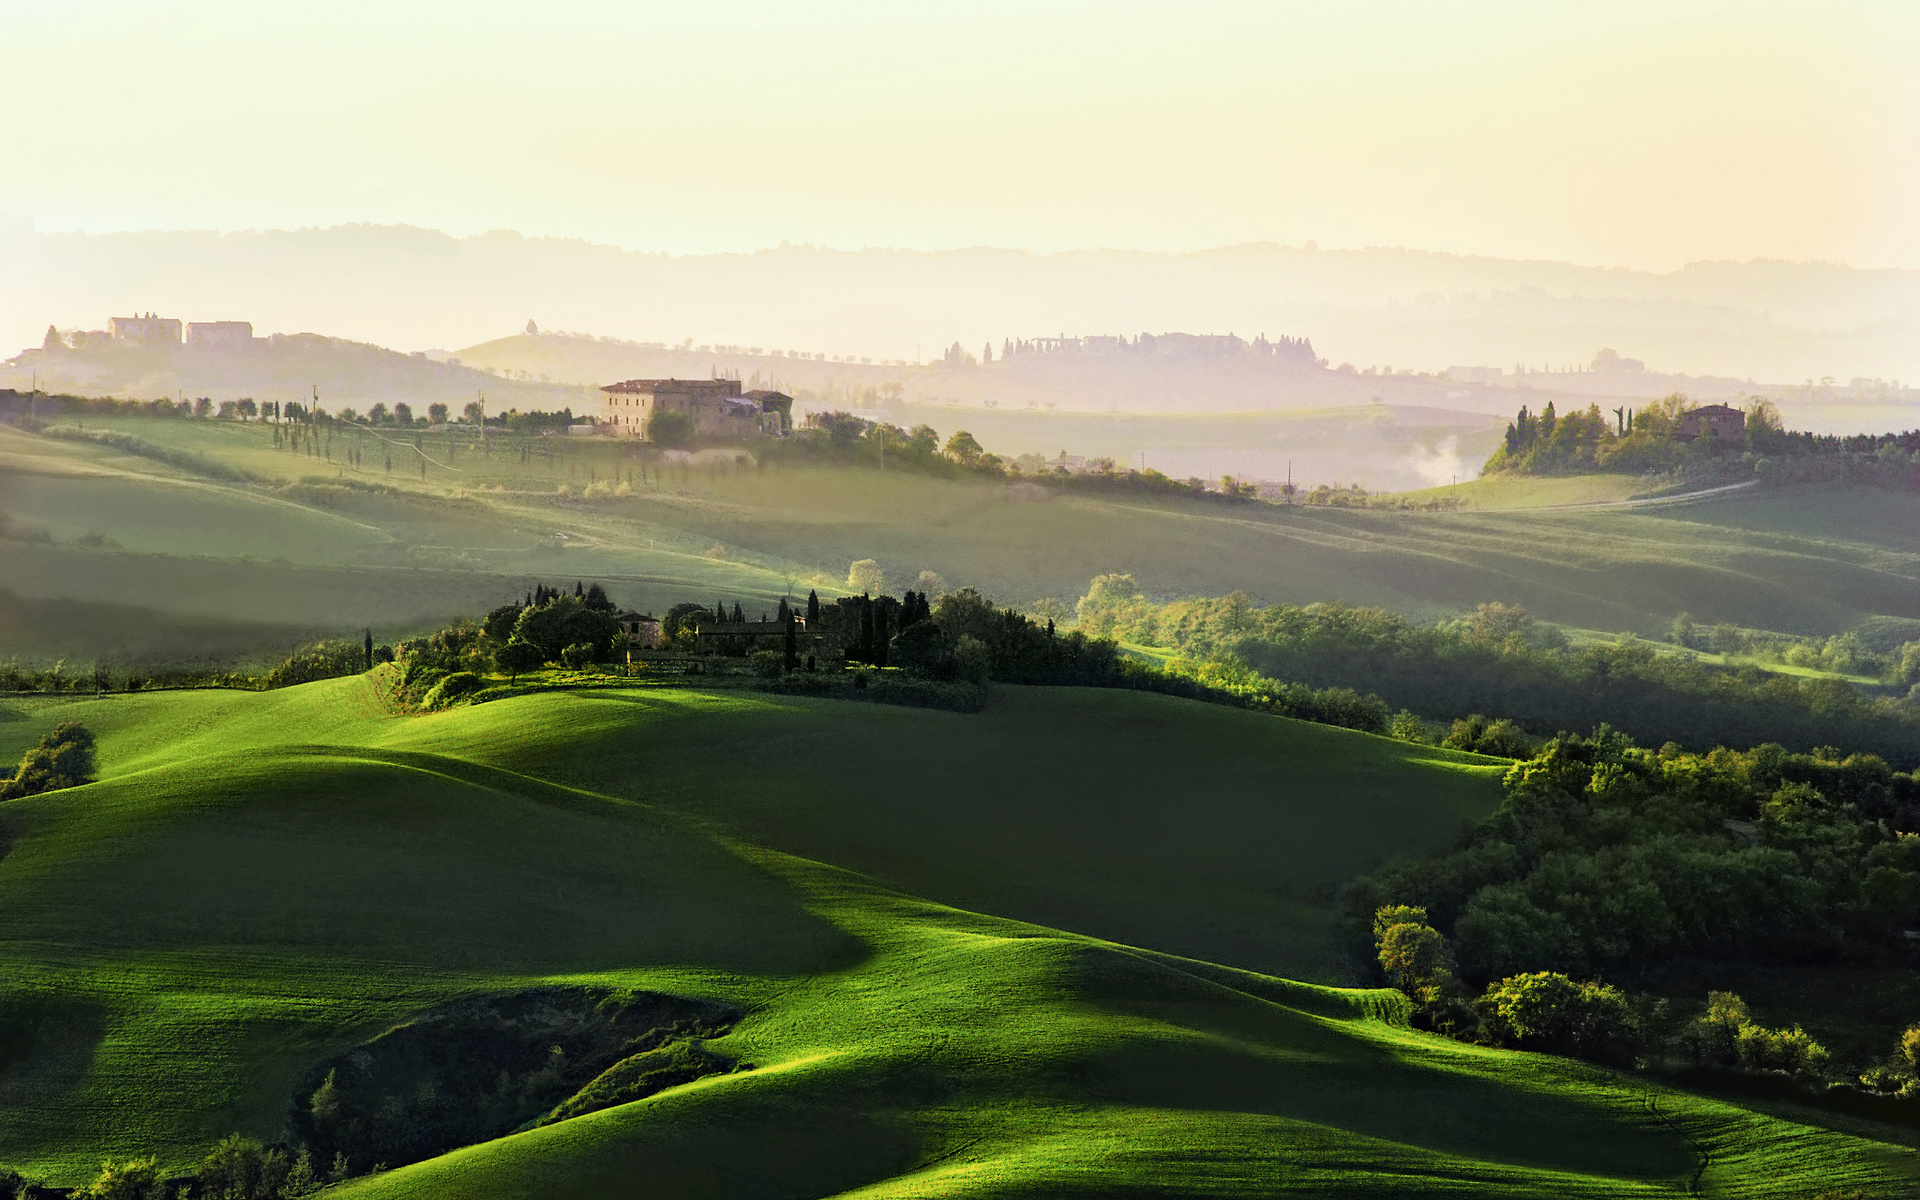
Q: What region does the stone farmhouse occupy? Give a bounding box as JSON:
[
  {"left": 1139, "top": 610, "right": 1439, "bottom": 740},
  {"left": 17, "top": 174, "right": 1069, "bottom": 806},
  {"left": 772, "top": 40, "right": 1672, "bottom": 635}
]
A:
[
  {"left": 596, "top": 378, "right": 794, "bottom": 440},
  {"left": 1676, "top": 403, "right": 1746, "bottom": 444}
]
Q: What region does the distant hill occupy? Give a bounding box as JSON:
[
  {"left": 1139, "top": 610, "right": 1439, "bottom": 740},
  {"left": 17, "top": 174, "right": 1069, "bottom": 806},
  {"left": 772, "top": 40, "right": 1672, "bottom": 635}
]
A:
[
  {"left": 10, "top": 221, "right": 1920, "bottom": 386},
  {"left": 6, "top": 331, "right": 589, "bottom": 413}
]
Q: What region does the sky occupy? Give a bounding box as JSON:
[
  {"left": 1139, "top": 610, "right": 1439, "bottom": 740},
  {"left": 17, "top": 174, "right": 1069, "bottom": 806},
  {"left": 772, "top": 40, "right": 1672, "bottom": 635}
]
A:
[{"left": 2, "top": 0, "right": 1918, "bottom": 271}]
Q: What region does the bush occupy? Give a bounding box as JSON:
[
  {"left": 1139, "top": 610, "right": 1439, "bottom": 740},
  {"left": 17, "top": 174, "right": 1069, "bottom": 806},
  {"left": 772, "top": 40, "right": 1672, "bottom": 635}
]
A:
[
  {"left": 1679, "top": 992, "right": 1829, "bottom": 1077},
  {"left": 1442, "top": 714, "right": 1534, "bottom": 759},
  {"left": 420, "top": 672, "right": 486, "bottom": 710},
  {"left": 0, "top": 722, "right": 96, "bottom": 801},
  {"left": 197, "top": 1133, "right": 300, "bottom": 1199},
  {"left": 560, "top": 643, "right": 596, "bottom": 670},
  {"left": 76, "top": 1157, "right": 158, "bottom": 1200},
  {"left": 1478, "top": 971, "right": 1641, "bottom": 1065},
  {"left": 749, "top": 649, "right": 784, "bottom": 678}
]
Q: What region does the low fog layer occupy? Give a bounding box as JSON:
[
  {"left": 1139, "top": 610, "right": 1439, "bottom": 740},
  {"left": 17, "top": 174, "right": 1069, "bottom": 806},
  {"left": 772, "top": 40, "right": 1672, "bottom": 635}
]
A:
[{"left": 9, "top": 221, "right": 1920, "bottom": 384}]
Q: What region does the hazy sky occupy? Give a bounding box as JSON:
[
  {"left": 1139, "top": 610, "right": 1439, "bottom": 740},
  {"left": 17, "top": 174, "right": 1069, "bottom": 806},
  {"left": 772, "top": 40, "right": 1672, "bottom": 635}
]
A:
[{"left": 4, "top": 0, "right": 1917, "bottom": 270}]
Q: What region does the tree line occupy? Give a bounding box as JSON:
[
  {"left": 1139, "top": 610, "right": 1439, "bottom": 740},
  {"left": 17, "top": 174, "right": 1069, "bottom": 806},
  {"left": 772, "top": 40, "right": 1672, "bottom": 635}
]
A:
[
  {"left": 1353, "top": 726, "right": 1920, "bottom": 1114},
  {"left": 1074, "top": 576, "right": 1920, "bottom": 767},
  {"left": 1483, "top": 391, "right": 1920, "bottom": 488}
]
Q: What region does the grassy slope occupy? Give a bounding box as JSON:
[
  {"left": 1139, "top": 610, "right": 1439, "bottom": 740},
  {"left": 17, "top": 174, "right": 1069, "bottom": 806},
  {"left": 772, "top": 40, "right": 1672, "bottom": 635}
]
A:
[
  {"left": 1, "top": 681, "right": 1915, "bottom": 1196},
  {"left": 9, "top": 418, "right": 1920, "bottom": 645}
]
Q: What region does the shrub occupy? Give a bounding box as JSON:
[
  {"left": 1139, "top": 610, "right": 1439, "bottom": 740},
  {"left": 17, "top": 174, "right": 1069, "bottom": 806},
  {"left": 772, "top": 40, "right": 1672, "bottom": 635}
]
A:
[
  {"left": 1679, "top": 991, "right": 1828, "bottom": 1077},
  {"left": 1389, "top": 709, "right": 1429, "bottom": 743},
  {"left": 198, "top": 1134, "right": 296, "bottom": 1199},
  {"left": 1737, "top": 1021, "right": 1828, "bottom": 1076},
  {"left": 559, "top": 643, "right": 596, "bottom": 670},
  {"left": 420, "top": 672, "right": 486, "bottom": 710},
  {"left": 1479, "top": 971, "right": 1641, "bottom": 1064},
  {"left": 1443, "top": 714, "right": 1534, "bottom": 759},
  {"left": 0, "top": 722, "right": 96, "bottom": 801},
  {"left": 748, "top": 650, "right": 784, "bottom": 678},
  {"left": 77, "top": 1157, "right": 158, "bottom": 1200}
]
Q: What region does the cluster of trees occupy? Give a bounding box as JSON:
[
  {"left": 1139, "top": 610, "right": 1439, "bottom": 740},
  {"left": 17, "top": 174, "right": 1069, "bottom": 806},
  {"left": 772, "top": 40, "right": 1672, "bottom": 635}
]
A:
[
  {"left": 1353, "top": 730, "right": 1920, "bottom": 1093},
  {"left": 1349, "top": 729, "right": 1920, "bottom": 985},
  {"left": 1, "top": 1131, "right": 357, "bottom": 1199},
  {"left": 782, "top": 411, "right": 1009, "bottom": 478},
  {"left": 775, "top": 412, "right": 1279, "bottom": 510},
  {"left": 1073, "top": 578, "right": 1920, "bottom": 765},
  {"left": 0, "top": 722, "right": 96, "bottom": 800},
  {"left": 1669, "top": 614, "right": 1920, "bottom": 688},
  {"left": 1483, "top": 392, "right": 1920, "bottom": 489},
  {"left": 1375, "top": 904, "right": 1832, "bottom": 1080}
]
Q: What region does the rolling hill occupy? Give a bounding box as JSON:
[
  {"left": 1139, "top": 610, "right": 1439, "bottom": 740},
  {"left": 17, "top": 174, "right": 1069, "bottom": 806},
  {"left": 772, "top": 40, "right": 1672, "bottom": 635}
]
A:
[
  {"left": 2, "top": 677, "right": 1915, "bottom": 1196},
  {"left": 6, "top": 413, "right": 1920, "bottom": 672}
]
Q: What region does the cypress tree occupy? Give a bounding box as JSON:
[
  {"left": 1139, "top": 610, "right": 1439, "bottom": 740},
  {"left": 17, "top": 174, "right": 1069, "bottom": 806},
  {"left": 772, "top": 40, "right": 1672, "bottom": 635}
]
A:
[
  {"left": 363, "top": 628, "right": 373, "bottom": 670},
  {"left": 807, "top": 589, "right": 819, "bottom": 624},
  {"left": 778, "top": 597, "right": 791, "bottom": 623},
  {"left": 733, "top": 601, "right": 745, "bottom": 623},
  {"left": 716, "top": 599, "right": 727, "bottom": 625},
  {"left": 784, "top": 611, "right": 799, "bottom": 672}
]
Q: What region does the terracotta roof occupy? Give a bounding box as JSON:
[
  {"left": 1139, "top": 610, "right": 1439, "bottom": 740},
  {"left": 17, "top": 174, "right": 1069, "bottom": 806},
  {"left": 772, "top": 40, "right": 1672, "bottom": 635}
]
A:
[
  {"left": 1682, "top": 404, "right": 1744, "bottom": 417},
  {"left": 600, "top": 378, "right": 741, "bottom": 395}
]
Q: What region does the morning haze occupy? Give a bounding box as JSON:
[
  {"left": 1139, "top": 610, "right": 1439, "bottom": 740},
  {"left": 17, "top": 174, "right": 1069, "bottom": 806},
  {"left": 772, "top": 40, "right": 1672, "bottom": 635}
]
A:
[{"left": 5, "top": 2, "right": 1920, "bottom": 1197}]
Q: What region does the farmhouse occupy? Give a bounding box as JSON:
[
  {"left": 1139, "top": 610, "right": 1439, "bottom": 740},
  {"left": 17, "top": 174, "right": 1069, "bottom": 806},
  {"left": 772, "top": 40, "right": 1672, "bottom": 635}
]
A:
[
  {"left": 186, "top": 320, "right": 254, "bottom": 349},
  {"left": 597, "top": 379, "right": 793, "bottom": 440},
  {"left": 108, "top": 313, "right": 183, "bottom": 346},
  {"left": 1676, "top": 403, "right": 1746, "bottom": 444},
  {"left": 611, "top": 610, "right": 661, "bottom": 647}
]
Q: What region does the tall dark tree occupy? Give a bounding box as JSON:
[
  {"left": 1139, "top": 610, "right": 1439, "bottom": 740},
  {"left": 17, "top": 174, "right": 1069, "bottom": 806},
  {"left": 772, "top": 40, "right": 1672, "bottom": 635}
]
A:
[
  {"left": 784, "top": 611, "right": 799, "bottom": 672},
  {"left": 807, "top": 589, "right": 820, "bottom": 624},
  {"left": 733, "top": 602, "right": 745, "bottom": 623},
  {"left": 778, "top": 597, "right": 791, "bottom": 623},
  {"left": 364, "top": 628, "right": 374, "bottom": 670},
  {"left": 574, "top": 580, "right": 585, "bottom": 598},
  {"left": 584, "top": 582, "right": 614, "bottom": 612}
]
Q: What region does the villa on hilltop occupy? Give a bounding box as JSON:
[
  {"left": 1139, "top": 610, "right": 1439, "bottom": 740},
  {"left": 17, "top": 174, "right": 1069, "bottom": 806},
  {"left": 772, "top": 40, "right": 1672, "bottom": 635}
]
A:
[
  {"left": 596, "top": 378, "right": 793, "bottom": 440},
  {"left": 1676, "top": 403, "right": 1746, "bottom": 444},
  {"left": 42, "top": 313, "right": 254, "bottom": 351}
]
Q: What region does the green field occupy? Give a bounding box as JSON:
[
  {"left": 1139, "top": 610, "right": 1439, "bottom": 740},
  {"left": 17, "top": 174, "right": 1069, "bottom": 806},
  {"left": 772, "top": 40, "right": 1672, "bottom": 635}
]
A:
[
  {"left": 8, "top": 416, "right": 1920, "bottom": 663},
  {"left": 1, "top": 679, "right": 1917, "bottom": 1196}
]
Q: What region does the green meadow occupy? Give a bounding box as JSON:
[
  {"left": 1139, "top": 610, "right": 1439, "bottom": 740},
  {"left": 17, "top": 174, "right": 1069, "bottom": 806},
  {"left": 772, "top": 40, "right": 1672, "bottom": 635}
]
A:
[
  {"left": 6, "top": 415, "right": 1920, "bottom": 658},
  {"left": 3, "top": 677, "right": 1915, "bottom": 1196}
]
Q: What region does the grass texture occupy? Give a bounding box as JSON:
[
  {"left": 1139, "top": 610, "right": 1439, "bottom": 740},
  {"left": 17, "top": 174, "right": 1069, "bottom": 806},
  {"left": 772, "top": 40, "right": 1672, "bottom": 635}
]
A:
[{"left": 0, "top": 678, "right": 1915, "bottom": 1196}]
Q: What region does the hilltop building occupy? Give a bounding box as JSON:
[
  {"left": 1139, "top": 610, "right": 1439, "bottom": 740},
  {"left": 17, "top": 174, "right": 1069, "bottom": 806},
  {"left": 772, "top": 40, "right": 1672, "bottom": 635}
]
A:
[
  {"left": 596, "top": 378, "right": 793, "bottom": 439},
  {"left": 109, "top": 313, "right": 182, "bottom": 346},
  {"left": 186, "top": 321, "right": 254, "bottom": 349},
  {"left": 1676, "top": 403, "right": 1746, "bottom": 444}
]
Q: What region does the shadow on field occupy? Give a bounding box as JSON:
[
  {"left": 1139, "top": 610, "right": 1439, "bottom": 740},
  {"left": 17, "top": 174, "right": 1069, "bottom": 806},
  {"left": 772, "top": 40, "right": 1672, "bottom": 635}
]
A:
[{"left": 1068, "top": 946, "right": 1698, "bottom": 1184}]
